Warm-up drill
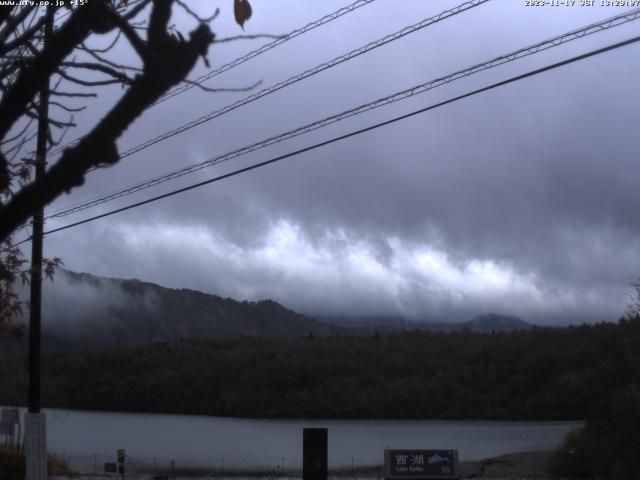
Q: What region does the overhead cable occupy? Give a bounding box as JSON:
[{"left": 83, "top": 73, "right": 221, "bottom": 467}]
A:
[
  {"left": 112, "top": 0, "right": 490, "bottom": 161},
  {"left": 45, "top": 7, "right": 640, "bottom": 220},
  {"left": 11, "top": 32, "right": 637, "bottom": 247},
  {"left": 155, "top": 0, "right": 378, "bottom": 106},
  {"left": 47, "top": 0, "right": 378, "bottom": 157}
]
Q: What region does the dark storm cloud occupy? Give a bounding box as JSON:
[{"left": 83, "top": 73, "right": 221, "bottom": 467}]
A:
[{"left": 36, "top": 0, "right": 640, "bottom": 324}]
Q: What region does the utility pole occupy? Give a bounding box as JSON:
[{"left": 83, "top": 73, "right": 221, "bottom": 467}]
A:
[{"left": 26, "top": 8, "right": 53, "bottom": 480}]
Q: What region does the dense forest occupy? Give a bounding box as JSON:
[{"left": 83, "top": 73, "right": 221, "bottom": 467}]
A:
[
  {"left": 1, "top": 318, "right": 638, "bottom": 420},
  {"left": 550, "top": 383, "right": 640, "bottom": 479}
]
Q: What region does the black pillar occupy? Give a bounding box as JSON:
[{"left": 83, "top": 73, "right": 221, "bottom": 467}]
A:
[
  {"left": 303, "top": 428, "right": 327, "bottom": 480},
  {"left": 27, "top": 9, "right": 51, "bottom": 413}
]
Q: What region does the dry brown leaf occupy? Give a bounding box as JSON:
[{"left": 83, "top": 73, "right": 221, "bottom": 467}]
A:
[{"left": 234, "top": 0, "right": 252, "bottom": 30}]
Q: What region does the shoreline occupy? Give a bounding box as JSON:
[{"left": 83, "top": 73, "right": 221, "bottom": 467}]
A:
[
  {"left": 3, "top": 404, "right": 585, "bottom": 423},
  {"left": 52, "top": 451, "right": 553, "bottom": 479}
]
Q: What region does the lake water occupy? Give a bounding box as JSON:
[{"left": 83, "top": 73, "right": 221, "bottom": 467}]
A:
[{"left": 18, "top": 408, "right": 581, "bottom": 472}]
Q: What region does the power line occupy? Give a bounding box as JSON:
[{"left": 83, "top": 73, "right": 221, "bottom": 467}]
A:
[
  {"left": 111, "top": 0, "right": 489, "bottom": 161},
  {"left": 154, "top": 0, "right": 377, "bottom": 106},
  {"left": 11, "top": 33, "right": 638, "bottom": 247},
  {"left": 45, "top": 0, "right": 491, "bottom": 216},
  {"left": 48, "top": 0, "right": 378, "bottom": 157},
  {"left": 56, "top": 0, "right": 485, "bottom": 171},
  {"left": 43, "top": 0, "right": 490, "bottom": 217},
  {"left": 45, "top": 7, "right": 640, "bottom": 221}
]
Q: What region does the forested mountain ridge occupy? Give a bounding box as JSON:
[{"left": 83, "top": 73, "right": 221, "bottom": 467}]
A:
[
  {"left": 0, "top": 270, "right": 530, "bottom": 353},
  {"left": 1, "top": 318, "right": 638, "bottom": 420},
  {"left": 1, "top": 270, "right": 343, "bottom": 352}
]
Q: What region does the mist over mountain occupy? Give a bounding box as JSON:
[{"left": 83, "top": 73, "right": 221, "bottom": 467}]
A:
[
  {"left": 318, "top": 312, "right": 531, "bottom": 333},
  {"left": 3, "top": 269, "right": 342, "bottom": 352},
  {"left": 464, "top": 313, "right": 531, "bottom": 332},
  {"left": 1, "top": 270, "right": 531, "bottom": 353}
]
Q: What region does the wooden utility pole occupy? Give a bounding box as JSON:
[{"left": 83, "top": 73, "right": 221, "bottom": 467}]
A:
[
  {"left": 28, "top": 35, "right": 49, "bottom": 418},
  {"left": 26, "top": 8, "right": 53, "bottom": 480}
]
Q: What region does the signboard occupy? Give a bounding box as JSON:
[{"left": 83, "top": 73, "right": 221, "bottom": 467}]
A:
[
  {"left": 385, "top": 450, "right": 459, "bottom": 480},
  {"left": 1, "top": 408, "right": 19, "bottom": 424},
  {"left": 105, "top": 463, "right": 117, "bottom": 473}
]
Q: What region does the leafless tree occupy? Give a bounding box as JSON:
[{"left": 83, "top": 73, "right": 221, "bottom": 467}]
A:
[
  {"left": 0, "top": 0, "right": 255, "bottom": 334},
  {"left": 626, "top": 279, "right": 640, "bottom": 320}
]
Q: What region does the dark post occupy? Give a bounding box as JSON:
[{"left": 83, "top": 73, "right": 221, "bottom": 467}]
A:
[
  {"left": 303, "top": 428, "right": 328, "bottom": 480},
  {"left": 27, "top": 8, "right": 51, "bottom": 414},
  {"left": 25, "top": 10, "right": 53, "bottom": 480}
]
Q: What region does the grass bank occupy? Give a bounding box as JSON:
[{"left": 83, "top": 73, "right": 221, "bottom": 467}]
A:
[{"left": 0, "top": 446, "right": 73, "bottom": 480}]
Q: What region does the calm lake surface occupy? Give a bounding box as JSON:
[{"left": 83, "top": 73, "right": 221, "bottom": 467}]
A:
[{"left": 28, "top": 408, "right": 582, "bottom": 470}]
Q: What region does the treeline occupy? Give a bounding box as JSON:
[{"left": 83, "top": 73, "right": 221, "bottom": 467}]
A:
[
  {"left": 0, "top": 318, "right": 639, "bottom": 420},
  {"left": 549, "top": 384, "right": 640, "bottom": 479}
]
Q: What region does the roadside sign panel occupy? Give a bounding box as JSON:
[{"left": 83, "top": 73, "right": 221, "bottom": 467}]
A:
[
  {"left": 105, "top": 463, "right": 117, "bottom": 473},
  {"left": 385, "top": 450, "right": 459, "bottom": 479}
]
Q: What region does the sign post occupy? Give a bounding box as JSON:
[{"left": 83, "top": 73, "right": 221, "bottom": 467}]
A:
[
  {"left": 384, "top": 450, "right": 460, "bottom": 480},
  {"left": 117, "top": 449, "right": 126, "bottom": 480},
  {"left": 303, "top": 428, "right": 328, "bottom": 480}
]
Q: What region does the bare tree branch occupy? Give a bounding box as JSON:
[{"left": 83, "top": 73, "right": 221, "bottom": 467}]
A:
[
  {"left": 49, "top": 101, "right": 86, "bottom": 113},
  {"left": 101, "top": 4, "right": 152, "bottom": 62},
  {"left": 61, "top": 61, "right": 135, "bottom": 84},
  {"left": 1, "top": 0, "right": 258, "bottom": 331},
  {"left": 56, "top": 68, "right": 129, "bottom": 87},
  {"left": 50, "top": 90, "right": 98, "bottom": 98},
  {"left": 49, "top": 116, "right": 74, "bottom": 147},
  {"left": 0, "top": 3, "right": 106, "bottom": 140},
  {"left": 0, "top": 2, "right": 215, "bottom": 241},
  {"left": 0, "top": 6, "right": 15, "bottom": 29},
  {"left": 148, "top": 0, "right": 173, "bottom": 49},
  {"left": 24, "top": 108, "right": 74, "bottom": 129},
  {"left": 0, "top": 15, "right": 46, "bottom": 56},
  {"left": 81, "top": 30, "right": 122, "bottom": 54},
  {"left": 0, "top": 6, "right": 35, "bottom": 43},
  {"left": 175, "top": 0, "right": 219, "bottom": 23},
  {"left": 123, "top": 0, "right": 154, "bottom": 21},
  {"left": 79, "top": 43, "right": 142, "bottom": 73},
  {"left": 1, "top": 117, "right": 35, "bottom": 146}
]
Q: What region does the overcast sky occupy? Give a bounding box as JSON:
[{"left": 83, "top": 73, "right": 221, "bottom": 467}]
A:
[{"left": 24, "top": 0, "right": 640, "bottom": 325}]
